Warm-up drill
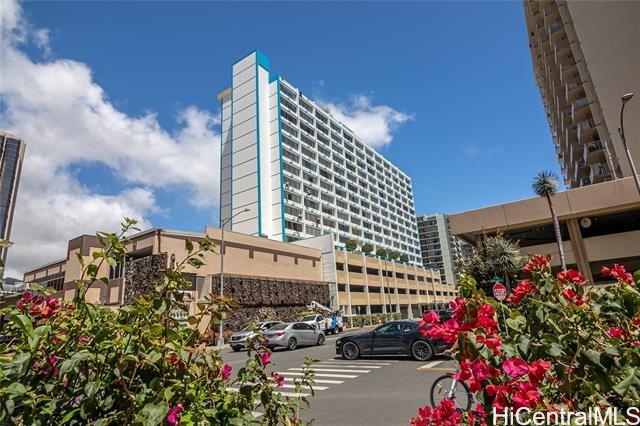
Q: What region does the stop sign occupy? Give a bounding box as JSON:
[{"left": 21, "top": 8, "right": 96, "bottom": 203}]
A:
[{"left": 493, "top": 283, "right": 507, "bottom": 301}]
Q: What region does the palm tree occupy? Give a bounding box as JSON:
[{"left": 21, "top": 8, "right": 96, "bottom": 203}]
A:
[{"left": 532, "top": 171, "right": 567, "bottom": 271}]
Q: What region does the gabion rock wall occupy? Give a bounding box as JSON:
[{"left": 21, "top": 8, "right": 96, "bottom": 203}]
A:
[
  {"left": 211, "top": 275, "right": 331, "bottom": 331},
  {"left": 124, "top": 253, "right": 166, "bottom": 305}
]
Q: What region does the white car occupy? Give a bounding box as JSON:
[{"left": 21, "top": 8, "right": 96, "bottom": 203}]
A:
[{"left": 300, "top": 314, "right": 326, "bottom": 332}]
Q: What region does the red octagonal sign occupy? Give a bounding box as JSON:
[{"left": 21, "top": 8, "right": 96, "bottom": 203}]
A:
[{"left": 493, "top": 283, "right": 507, "bottom": 301}]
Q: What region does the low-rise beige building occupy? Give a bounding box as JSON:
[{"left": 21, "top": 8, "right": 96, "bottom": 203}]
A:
[
  {"left": 449, "top": 177, "right": 640, "bottom": 284},
  {"left": 23, "top": 227, "right": 454, "bottom": 324}
]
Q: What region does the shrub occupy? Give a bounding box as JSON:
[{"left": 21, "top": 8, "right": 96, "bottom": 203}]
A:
[
  {"left": 388, "top": 251, "right": 399, "bottom": 260},
  {"left": 361, "top": 243, "right": 374, "bottom": 255},
  {"left": 413, "top": 256, "right": 640, "bottom": 424},
  {"left": 375, "top": 248, "right": 387, "bottom": 258},
  {"left": 399, "top": 254, "right": 409, "bottom": 263},
  {"left": 0, "top": 219, "right": 316, "bottom": 424},
  {"left": 344, "top": 240, "right": 358, "bottom": 251}
]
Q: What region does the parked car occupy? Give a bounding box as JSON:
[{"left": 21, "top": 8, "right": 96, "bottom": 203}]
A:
[
  {"left": 335, "top": 320, "right": 450, "bottom": 361},
  {"left": 264, "top": 322, "right": 326, "bottom": 350},
  {"left": 300, "top": 314, "right": 327, "bottom": 332},
  {"left": 230, "top": 321, "right": 282, "bottom": 352}
]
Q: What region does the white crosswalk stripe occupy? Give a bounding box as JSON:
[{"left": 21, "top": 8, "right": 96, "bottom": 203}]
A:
[
  {"left": 421, "top": 360, "right": 444, "bottom": 369},
  {"left": 283, "top": 377, "right": 344, "bottom": 384},
  {"left": 316, "top": 362, "right": 382, "bottom": 368},
  {"left": 278, "top": 371, "right": 358, "bottom": 379},
  {"left": 278, "top": 383, "right": 328, "bottom": 390},
  {"left": 289, "top": 367, "right": 371, "bottom": 373},
  {"left": 226, "top": 387, "right": 310, "bottom": 398}
]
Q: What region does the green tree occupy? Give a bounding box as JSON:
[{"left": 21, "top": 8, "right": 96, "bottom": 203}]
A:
[
  {"left": 376, "top": 248, "right": 387, "bottom": 258},
  {"left": 388, "top": 251, "right": 399, "bottom": 261},
  {"left": 462, "top": 233, "right": 525, "bottom": 294},
  {"left": 532, "top": 170, "right": 567, "bottom": 271},
  {"left": 361, "top": 243, "right": 374, "bottom": 255},
  {"left": 344, "top": 240, "right": 358, "bottom": 251},
  {"left": 399, "top": 254, "right": 409, "bottom": 263}
]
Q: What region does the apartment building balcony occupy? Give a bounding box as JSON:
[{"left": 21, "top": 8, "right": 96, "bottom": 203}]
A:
[
  {"left": 560, "top": 58, "right": 577, "bottom": 80},
  {"left": 582, "top": 139, "right": 604, "bottom": 164},
  {"left": 589, "top": 163, "right": 609, "bottom": 184},
  {"left": 577, "top": 118, "right": 598, "bottom": 143}
]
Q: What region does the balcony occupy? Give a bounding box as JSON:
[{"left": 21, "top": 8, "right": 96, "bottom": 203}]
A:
[
  {"left": 589, "top": 163, "right": 609, "bottom": 184},
  {"left": 583, "top": 139, "right": 603, "bottom": 163}
]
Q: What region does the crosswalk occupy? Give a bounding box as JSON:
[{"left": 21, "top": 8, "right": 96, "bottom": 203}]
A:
[
  {"left": 416, "top": 359, "right": 455, "bottom": 371},
  {"left": 227, "top": 357, "right": 398, "bottom": 419}
]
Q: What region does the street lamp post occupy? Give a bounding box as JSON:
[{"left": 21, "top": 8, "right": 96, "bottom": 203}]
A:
[
  {"left": 217, "top": 208, "right": 250, "bottom": 347},
  {"left": 619, "top": 93, "right": 640, "bottom": 195}
]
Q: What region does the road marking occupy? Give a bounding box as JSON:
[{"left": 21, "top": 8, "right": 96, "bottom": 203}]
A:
[
  {"left": 278, "top": 371, "right": 358, "bottom": 379},
  {"left": 325, "top": 358, "right": 399, "bottom": 363},
  {"left": 278, "top": 383, "right": 329, "bottom": 391},
  {"left": 226, "top": 387, "right": 310, "bottom": 398},
  {"left": 282, "top": 377, "right": 344, "bottom": 384},
  {"left": 421, "top": 360, "right": 443, "bottom": 369},
  {"left": 316, "top": 363, "right": 382, "bottom": 369},
  {"left": 289, "top": 367, "right": 371, "bottom": 373}
]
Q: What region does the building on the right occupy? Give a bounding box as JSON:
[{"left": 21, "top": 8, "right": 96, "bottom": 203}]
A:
[
  {"left": 523, "top": 1, "right": 640, "bottom": 188},
  {"left": 417, "top": 214, "right": 473, "bottom": 286},
  {"left": 449, "top": 177, "right": 640, "bottom": 285}
]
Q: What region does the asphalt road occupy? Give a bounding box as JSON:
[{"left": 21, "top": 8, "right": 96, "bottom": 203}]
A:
[{"left": 219, "top": 326, "right": 456, "bottom": 425}]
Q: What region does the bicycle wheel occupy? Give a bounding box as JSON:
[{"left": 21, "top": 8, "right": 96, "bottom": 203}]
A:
[{"left": 429, "top": 374, "right": 472, "bottom": 412}]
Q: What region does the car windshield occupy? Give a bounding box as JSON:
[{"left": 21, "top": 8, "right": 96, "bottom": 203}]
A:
[
  {"left": 269, "top": 323, "right": 290, "bottom": 331},
  {"left": 301, "top": 315, "right": 317, "bottom": 321},
  {"left": 240, "top": 322, "right": 265, "bottom": 332}
]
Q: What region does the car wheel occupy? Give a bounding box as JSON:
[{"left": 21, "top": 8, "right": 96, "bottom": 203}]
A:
[
  {"left": 317, "top": 334, "right": 325, "bottom": 345},
  {"left": 287, "top": 337, "right": 297, "bottom": 351},
  {"left": 342, "top": 342, "right": 360, "bottom": 360},
  {"left": 411, "top": 340, "right": 434, "bottom": 361}
]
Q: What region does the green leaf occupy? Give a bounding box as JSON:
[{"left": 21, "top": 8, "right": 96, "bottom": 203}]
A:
[
  {"left": 84, "top": 380, "right": 101, "bottom": 398},
  {"left": 59, "top": 350, "right": 92, "bottom": 376},
  {"left": 10, "top": 314, "right": 33, "bottom": 341},
  {"left": 29, "top": 325, "right": 50, "bottom": 350},
  {"left": 5, "top": 382, "right": 27, "bottom": 396},
  {"left": 583, "top": 349, "right": 605, "bottom": 370},
  {"left": 139, "top": 402, "right": 169, "bottom": 426},
  {"left": 506, "top": 316, "right": 526, "bottom": 332},
  {"left": 613, "top": 367, "right": 640, "bottom": 400},
  {"left": 185, "top": 239, "right": 194, "bottom": 253},
  {"left": 548, "top": 343, "right": 563, "bottom": 357}
]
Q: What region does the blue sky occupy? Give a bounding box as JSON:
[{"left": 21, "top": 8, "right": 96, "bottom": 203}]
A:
[{"left": 1, "top": 0, "right": 560, "bottom": 275}]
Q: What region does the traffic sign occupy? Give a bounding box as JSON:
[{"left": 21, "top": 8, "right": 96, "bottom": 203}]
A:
[{"left": 493, "top": 283, "right": 507, "bottom": 301}]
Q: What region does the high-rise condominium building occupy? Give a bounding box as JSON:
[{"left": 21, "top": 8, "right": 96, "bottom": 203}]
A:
[
  {"left": 523, "top": 0, "right": 640, "bottom": 188},
  {"left": 417, "top": 214, "right": 473, "bottom": 286},
  {"left": 0, "top": 131, "right": 25, "bottom": 272},
  {"left": 217, "top": 51, "right": 422, "bottom": 264}
]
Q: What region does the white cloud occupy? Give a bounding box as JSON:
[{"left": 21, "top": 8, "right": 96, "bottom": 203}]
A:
[
  {"left": 0, "top": 0, "right": 219, "bottom": 277},
  {"left": 320, "top": 94, "right": 413, "bottom": 149}
]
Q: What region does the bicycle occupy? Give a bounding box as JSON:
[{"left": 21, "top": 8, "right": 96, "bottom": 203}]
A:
[{"left": 429, "top": 368, "right": 473, "bottom": 412}]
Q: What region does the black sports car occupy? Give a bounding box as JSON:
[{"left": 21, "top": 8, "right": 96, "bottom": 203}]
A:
[{"left": 335, "top": 320, "right": 450, "bottom": 361}]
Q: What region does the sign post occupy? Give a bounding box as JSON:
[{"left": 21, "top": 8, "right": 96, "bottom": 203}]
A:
[{"left": 492, "top": 282, "right": 509, "bottom": 337}]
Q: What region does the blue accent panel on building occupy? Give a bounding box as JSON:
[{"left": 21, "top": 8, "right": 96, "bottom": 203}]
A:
[
  {"left": 255, "top": 50, "right": 270, "bottom": 71},
  {"left": 255, "top": 61, "right": 262, "bottom": 236},
  {"left": 269, "top": 73, "right": 280, "bottom": 83},
  {"left": 276, "top": 79, "right": 286, "bottom": 242}
]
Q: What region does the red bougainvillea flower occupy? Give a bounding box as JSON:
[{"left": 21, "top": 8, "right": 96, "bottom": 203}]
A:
[
  {"left": 411, "top": 399, "right": 462, "bottom": 426},
  {"left": 562, "top": 288, "right": 585, "bottom": 306},
  {"left": 633, "top": 316, "right": 640, "bottom": 327},
  {"left": 528, "top": 360, "right": 551, "bottom": 385},
  {"left": 259, "top": 351, "right": 271, "bottom": 367},
  {"left": 507, "top": 280, "right": 537, "bottom": 304},
  {"left": 512, "top": 381, "right": 542, "bottom": 409},
  {"left": 17, "top": 291, "right": 34, "bottom": 309},
  {"left": 167, "top": 353, "right": 186, "bottom": 370},
  {"left": 608, "top": 327, "right": 624, "bottom": 339},
  {"left": 271, "top": 372, "right": 285, "bottom": 387},
  {"left": 556, "top": 269, "right": 586, "bottom": 285},
  {"left": 523, "top": 254, "right": 552, "bottom": 273},
  {"left": 20, "top": 293, "right": 62, "bottom": 319},
  {"left": 428, "top": 318, "right": 461, "bottom": 344},
  {"left": 221, "top": 364, "right": 232, "bottom": 380},
  {"left": 477, "top": 335, "right": 502, "bottom": 355},
  {"left": 166, "top": 401, "right": 184, "bottom": 426},
  {"left": 601, "top": 264, "right": 634, "bottom": 284},
  {"left": 422, "top": 311, "right": 440, "bottom": 325},
  {"left": 502, "top": 357, "right": 529, "bottom": 378}
]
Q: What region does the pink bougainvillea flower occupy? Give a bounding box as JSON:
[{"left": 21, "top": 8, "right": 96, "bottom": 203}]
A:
[
  {"left": 221, "top": 364, "right": 232, "bottom": 380},
  {"left": 502, "top": 357, "right": 529, "bottom": 378},
  {"left": 523, "top": 254, "right": 552, "bottom": 273},
  {"left": 271, "top": 372, "right": 285, "bottom": 387},
  {"left": 528, "top": 360, "right": 551, "bottom": 385},
  {"left": 259, "top": 351, "right": 271, "bottom": 367},
  {"left": 428, "top": 318, "right": 461, "bottom": 344},
  {"left": 421, "top": 311, "right": 440, "bottom": 324},
  {"left": 556, "top": 269, "right": 586, "bottom": 285},
  {"left": 608, "top": 327, "right": 624, "bottom": 339},
  {"left": 166, "top": 401, "right": 184, "bottom": 426},
  {"left": 601, "top": 264, "right": 634, "bottom": 284}
]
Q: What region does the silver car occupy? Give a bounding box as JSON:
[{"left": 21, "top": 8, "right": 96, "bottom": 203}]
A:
[
  {"left": 264, "top": 322, "right": 326, "bottom": 351},
  {"left": 230, "top": 321, "right": 282, "bottom": 352}
]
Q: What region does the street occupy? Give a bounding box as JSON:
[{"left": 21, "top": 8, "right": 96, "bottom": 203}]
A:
[{"left": 220, "top": 327, "right": 455, "bottom": 425}]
